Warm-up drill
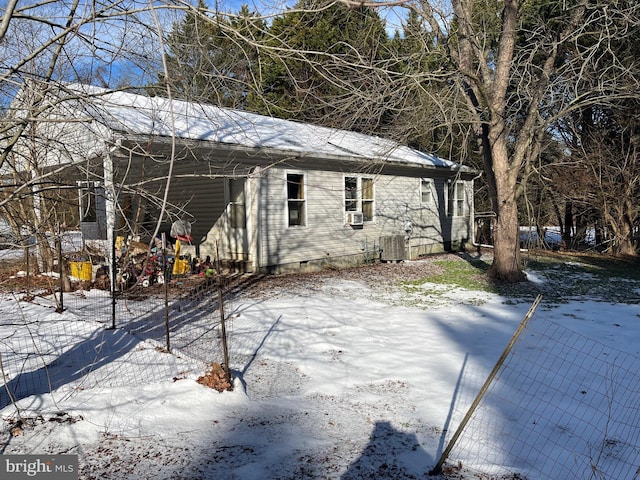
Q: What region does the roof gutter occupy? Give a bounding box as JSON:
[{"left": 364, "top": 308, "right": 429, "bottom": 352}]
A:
[{"left": 113, "top": 133, "right": 470, "bottom": 173}]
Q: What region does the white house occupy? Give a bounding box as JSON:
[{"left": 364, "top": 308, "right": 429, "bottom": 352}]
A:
[{"left": 7, "top": 82, "right": 477, "bottom": 273}]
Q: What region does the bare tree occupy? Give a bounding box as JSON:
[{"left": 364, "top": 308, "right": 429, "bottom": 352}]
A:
[
  {"left": 548, "top": 107, "right": 640, "bottom": 255},
  {"left": 388, "top": 0, "right": 639, "bottom": 279},
  {"left": 2, "top": 0, "right": 639, "bottom": 280},
  {"left": 0, "top": 0, "right": 170, "bottom": 270}
]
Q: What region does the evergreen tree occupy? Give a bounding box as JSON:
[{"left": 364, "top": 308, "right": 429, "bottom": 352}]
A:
[
  {"left": 386, "top": 11, "right": 453, "bottom": 149},
  {"left": 384, "top": 9, "right": 480, "bottom": 177},
  {"left": 248, "top": 0, "right": 392, "bottom": 132},
  {"left": 160, "top": 2, "right": 265, "bottom": 109}
]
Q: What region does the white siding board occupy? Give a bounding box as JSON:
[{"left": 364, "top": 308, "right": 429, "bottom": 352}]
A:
[
  {"left": 256, "top": 167, "right": 470, "bottom": 269},
  {"left": 9, "top": 83, "right": 476, "bottom": 272},
  {"left": 109, "top": 155, "right": 473, "bottom": 269}
]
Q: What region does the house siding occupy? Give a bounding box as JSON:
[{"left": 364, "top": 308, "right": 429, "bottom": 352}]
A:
[
  {"left": 250, "top": 167, "right": 472, "bottom": 273},
  {"left": 110, "top": 153, "right": 228, "bottom": 250},
  {"left": 196, "top": 178, "right": 247, "bottom": 262},
  {"left": 9, "top": 83, "right": 476, "bottom": 275}
]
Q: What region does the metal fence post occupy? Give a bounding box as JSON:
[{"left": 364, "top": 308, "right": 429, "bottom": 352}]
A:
[
  {"left": 162, "top": 233, "right": 170, "bottom": 352},
  {"left": 429, "top": 294, "right": 543, "bottom": 476},
  {"left": 56, "top": 234, "right": 63, "bottom": 312},
  {"left": 24, "top": 242, "right": 30, "bottom": 296},
  {"left": 215, "top": 241, "right": 231, "bottom": 383},
  {"left": 110, "top": 229, "right": 116, "bottom": 329}
]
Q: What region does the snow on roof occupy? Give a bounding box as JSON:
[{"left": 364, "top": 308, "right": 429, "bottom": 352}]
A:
[{"left": 62, "top": 83, "right": 461, "bottom": 170}]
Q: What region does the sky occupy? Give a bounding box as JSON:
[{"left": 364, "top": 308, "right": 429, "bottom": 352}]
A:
[
  {"left": 0, "top": 245, "right": 638, "bottom": 479},
  {"left": 1, "top": 0, "right": 411, "bottom": 102},
  {"left": 215, "top": 0, "right": 409, "bottom": 36}
]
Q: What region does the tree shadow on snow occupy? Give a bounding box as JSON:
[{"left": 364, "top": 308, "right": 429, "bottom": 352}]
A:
[{"left": 341, "top": 421, "right": 433, "bottom": 480}]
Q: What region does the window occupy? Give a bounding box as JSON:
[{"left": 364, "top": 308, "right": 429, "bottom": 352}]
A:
[
  {"left": 447, "top": 180, "right": 466, "bottom": 217},
  {"left": 344, "top": 176, "right": 375, "bottom": 221},
  {"left": 287, "top": 173, "right": 306, "bottom": 227},
  {"left": 361, "top": 178, "right": 374, "bottom": 221},
  {"left": 421, "top": 179, "right": 434, "bottom": 206},
  {"left": 345, "top": 177, "right": 358, "bottom": 212},
  {"left": 81, "top": 189, "right": 97, "bottom": 222},
  {"left": 228, "top": 178, "right": 246, "bottom": 229}
]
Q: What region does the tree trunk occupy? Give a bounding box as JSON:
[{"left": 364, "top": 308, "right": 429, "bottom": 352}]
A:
[
  {"left": 594, "top": 219, "right": 605, "bottom": 252},
  {"left": 488, "top": 136, "right": 525, "bottom": 282},
  {"left": 34, "top": 231, "right": 55, "bottom": 273},
  {"left": 492, "top": 198, "right": 523, "bottom": 281},
  {"left": 618, "top": 199, "right": 638, "bottom": 256},
  {"left": 616, "top": 226, "right": 636, "bottom": 256},
  {"left": 563, "top": 201, "right": 573, "bottom": 248},
  {"left": 611, "top": 208, "right": 637, "bottom": 256},
  {"left": 451, "top": 0, "right": 526, "bottom": 283}
]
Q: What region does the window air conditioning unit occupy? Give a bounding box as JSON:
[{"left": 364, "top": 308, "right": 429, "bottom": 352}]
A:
[{"left": 347, "top": 212, "right": 364, "bottom": 226}]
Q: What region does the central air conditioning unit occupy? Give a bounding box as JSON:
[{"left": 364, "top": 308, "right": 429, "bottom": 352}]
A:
[
  {"left": 379, "top": 235, "right": 406, "bottom": 262},
  {"left": 347, "top": 212, "right": 364, "bottom": 226}
]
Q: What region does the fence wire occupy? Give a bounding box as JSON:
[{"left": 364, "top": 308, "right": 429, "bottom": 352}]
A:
[
  {"left": 0, "top": 246, "right": 240, "bottom": 411},
  {"left": 2, "top": 240, "right": 639, "bottom": 480},
  {"left": 444, "top": 317, "right": 640, "bottom": 480}
]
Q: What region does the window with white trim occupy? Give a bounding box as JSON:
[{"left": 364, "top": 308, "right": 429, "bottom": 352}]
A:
[
  {"left": 78, "top": 181, "right": 104, "bottom": 223},
  {"left": 421, "top": 178, "right": 434, "bottom": 206},
  {"left": 447, "top": 180, "right": 466, "bottom": 217},
  {"left": 228, "top": 178, "right": 246, "bottom": 229},
  {"left": 344, "top": 176, "right": 375, "bottom": 221},
  {"left": 345, "top": 176, "right": 358, "bottom": 212},
  {"left": 287, "top": 173, "right": 306, "bottom": 227}
]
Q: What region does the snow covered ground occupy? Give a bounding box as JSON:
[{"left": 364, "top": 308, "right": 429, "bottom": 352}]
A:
[{"left": 0, "top": 254, "right": 639, "bottom": 479}]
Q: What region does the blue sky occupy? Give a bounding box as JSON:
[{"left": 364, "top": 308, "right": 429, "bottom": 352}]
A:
[{"left": 210, "top": 0, "right": 407, "bottom": 36}]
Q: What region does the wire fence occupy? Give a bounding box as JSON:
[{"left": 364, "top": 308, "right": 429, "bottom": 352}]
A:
[
  {"left": 1, "top": 238, "right": 639, "bottom": 479},
  {"left": 440, "top": 314, "right": 640, "bottom": 480},
  {"left": 474, "top": 215, "right": 603, "bottom": 252},
  {"left": 0, "top": 237, "right": 245, "bottom": 411}
]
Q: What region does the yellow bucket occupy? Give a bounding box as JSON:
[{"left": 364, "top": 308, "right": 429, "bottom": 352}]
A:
[{"left": 70, "top": 261, "right": 92, "bottom": 281}]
